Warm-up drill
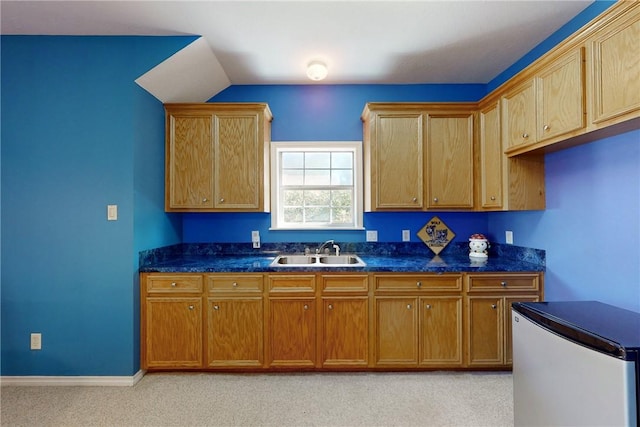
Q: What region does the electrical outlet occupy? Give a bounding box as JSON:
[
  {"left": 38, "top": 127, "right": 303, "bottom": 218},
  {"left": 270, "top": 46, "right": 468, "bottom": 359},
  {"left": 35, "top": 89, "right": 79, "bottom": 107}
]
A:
[
  {"left": 506, "top": 230, "right": 514, "bottom": 244},
  {"left": 30, "top": 333, "right": 42, "bottom": 350},
  {"left": 366, "top": 230, "right": 378, "bottom": 242},
  {"left": 402, "top": 229, "right": 410, "bottom": 242},
  {"left": 251, "top": 230, "right": 260, "bottom": 248}
]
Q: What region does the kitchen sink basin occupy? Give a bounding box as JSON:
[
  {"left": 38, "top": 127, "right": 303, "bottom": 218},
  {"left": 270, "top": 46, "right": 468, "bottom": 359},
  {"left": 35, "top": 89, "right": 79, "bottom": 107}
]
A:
[
  {"left": 273, "top": 255, "right": 316, "bottom": 265},
  {"left": 270, "top": 254, "right": 366, "bottom": 267},
  {"left": 317, "top": 255, "right": 362, "bottom": 265}
]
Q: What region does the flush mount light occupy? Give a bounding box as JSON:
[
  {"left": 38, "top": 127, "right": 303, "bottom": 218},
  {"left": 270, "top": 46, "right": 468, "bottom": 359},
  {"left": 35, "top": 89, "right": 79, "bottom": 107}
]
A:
[{"left": 306, "top": 60, "right": 328, "bottom": 81}]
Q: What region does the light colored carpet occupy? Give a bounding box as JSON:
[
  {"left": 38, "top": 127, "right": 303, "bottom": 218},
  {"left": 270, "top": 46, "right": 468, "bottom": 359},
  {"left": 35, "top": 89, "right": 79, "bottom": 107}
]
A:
[{"left": 1, "top": 371, "right": 513, "bottom": 427}]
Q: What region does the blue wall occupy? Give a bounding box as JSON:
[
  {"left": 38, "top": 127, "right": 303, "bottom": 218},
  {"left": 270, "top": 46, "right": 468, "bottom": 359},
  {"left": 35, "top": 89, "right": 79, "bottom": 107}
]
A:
[
  {"left": 488, "top": 129, "right": 640, "bottom": 312},
  {"left": 1, "top": 36, "right": 192, "bottom": 376}
]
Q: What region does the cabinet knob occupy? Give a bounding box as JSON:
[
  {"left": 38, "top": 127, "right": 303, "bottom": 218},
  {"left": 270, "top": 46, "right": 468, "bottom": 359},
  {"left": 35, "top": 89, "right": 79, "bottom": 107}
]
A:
[
  {"left": 303, "top": 304, "right": 309, "bottom": 310},
  {"left": 501, "top": 281, "right": 507, "bottom": 287},
  {"left": 328, "top": 304, "right": 333, "bottom": 310},
  {"left": 425, "top": 304, "right": 432, "bottom": 309},
  {"left": 407, "top": 304, "right": 412, "bottom": 310},
  {"left": 232, "top": 282, "right": 238, "bottom": 287},
  {"left": 490, "top": 196, "right": 496, "bottom": 201},
  {"left": 213, "top": 305, "right": 219, "bottom": 310},
  {"left": 522, "top": 133, "right": 529, "bottom": 139},
  {"left": 416, "top": 281, "right": 422, "bottom": 288},
  {"left": 491, "top": 304, "right": 497, "bottom": 309},
  {"left": 171, "top": 282, "right": 177, "bottom": 287},
  {"left": 202, "top": 198, "right": 208, "bottom": 203},
  {"left": 433, "top": 197, "right": 438, "bottom": 203},
  {"left": 543, "top": 125, "right": 550, "bottom": 131},
  {"left": 219, "top": 198, "right": 225, "bottom": 203},
  {"left": 412, "top": 197, "right": 417, "bottom": 202},
  {"left": 188, "top": 305, "right": 195, "bottom": 310}
]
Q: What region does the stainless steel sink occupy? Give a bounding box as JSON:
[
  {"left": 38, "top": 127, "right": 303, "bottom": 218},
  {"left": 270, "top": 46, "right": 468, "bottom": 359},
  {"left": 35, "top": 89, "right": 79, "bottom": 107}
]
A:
[
  {"left": 317, "top": 255, "right": 362, "bottom": 265},
  {"left": 270, "top": 254, "right": 366, "bottom": 267},
  {"left": 273, "top": 255, "right": 316, "bottom": 265}
]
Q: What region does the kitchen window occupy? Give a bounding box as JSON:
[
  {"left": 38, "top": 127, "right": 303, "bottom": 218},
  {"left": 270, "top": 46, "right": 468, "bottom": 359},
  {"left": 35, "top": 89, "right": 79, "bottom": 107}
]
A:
[{"left": 270, "top": 141, "right": 363, "bottom": 230}]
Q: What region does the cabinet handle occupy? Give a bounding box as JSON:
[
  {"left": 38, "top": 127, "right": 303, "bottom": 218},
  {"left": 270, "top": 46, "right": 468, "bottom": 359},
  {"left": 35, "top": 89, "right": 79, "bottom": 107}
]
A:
[
  {"left": 303, "top": 304, "right": 309, "bottom": 310},
  {"left": 328, "top": 304, "right": 333, "bottom": 310},
  {"left": 543, "top": 125, "right": 550, "bottom": 131},
  {"left": 491, "top": 304, "right": 497, "bottom": 309},
  {"left": 425, "top": 304, "right": 432, "bottom": 309},
  {"left": 522, "top": 133, "right": 529, "bottom": 139},
  {"left": 188, "top": 305, "right": 195, "bottom": 310},
  {"left": 232, "top": 282, "right": 238, "bottom": 287},
  {"left": 416, "top": 281, "right": 422, "bottom": 288},
  {"left": 501, "top": 281, "right": 507, "bottom": 287},
  {"left": 171, "top": 282, "right": 177, "bottom": 287},
  {"left": 433, "top": 197, "right": 438, "bottom": 203},
  {"left": 407, "top": 304, "right": 412, "bottom": 310},
  {"left": 213, "top": 305, "right": 219, "bottom": 310}
]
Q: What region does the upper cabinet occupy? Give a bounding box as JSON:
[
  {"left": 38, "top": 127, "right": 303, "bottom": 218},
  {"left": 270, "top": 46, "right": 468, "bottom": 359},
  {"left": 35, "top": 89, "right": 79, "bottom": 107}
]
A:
[
  {"left": 165, "top": 103, "right": 273, "bottom": 212},
  {"left": 587, "top": 4, "right": 640, "bottom": 128},
  {"left": 425, "top": 112, "right": 474, "bottom": 209},
  {"left": 362, "top": 104, "right": 475, "bottom": 212},
  {"left": 363, "top": 109, "right": 424, "bottom": 210},
  {"left": 503, "top": 48, "right": 585, "bottom": 155}
]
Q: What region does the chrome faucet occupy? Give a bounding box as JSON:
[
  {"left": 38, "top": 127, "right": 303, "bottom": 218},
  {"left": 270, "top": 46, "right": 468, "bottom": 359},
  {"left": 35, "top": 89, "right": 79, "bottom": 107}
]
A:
[{"left": 316, "top": 239, "right": 335, "bottom": 255}]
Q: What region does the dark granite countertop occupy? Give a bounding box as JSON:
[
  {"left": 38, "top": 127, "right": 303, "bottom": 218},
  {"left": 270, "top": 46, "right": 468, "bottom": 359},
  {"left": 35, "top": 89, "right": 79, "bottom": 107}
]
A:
[{"left": 139, "top": 242, "right": 545, "bottom": 274}]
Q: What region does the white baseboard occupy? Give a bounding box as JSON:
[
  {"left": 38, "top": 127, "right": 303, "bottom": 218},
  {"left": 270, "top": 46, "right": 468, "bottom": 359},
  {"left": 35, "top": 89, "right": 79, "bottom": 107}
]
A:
[{"left": 1, "top": 369, "right": 146, "bottom": 387}]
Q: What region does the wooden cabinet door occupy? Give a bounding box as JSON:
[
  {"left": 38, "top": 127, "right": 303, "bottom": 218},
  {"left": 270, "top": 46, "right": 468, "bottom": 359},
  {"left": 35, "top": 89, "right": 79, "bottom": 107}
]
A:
[
  {"left": 420, "top": 296, "right": 462, "bottom": 366},
  {"left": 375, "top": 297, "right": 418, "bottom": 366},
  {"left": 268, "top": 298, "right": 316, "bottom": 367},
  {"left": 371, "top": 113, "right": 424, "bottom": 210},
  {"left": 321, "top": 297, "right": 369, "bottom": 367},
  {"left": 207, "top": 297, "right": 264, "bottom": 367},
  {"left": 503, "top": 80, "right": 536, "bottom": 150},
  {"left": 466, "top": 296, "right": 503, "bottom": 366},
  {"left": 589, "top": 11, "right": 640, "bottom": 124},
  {"left": 213, "top": 113, "right": 262, "bottom": 210},
  {"left": 144, "top": 297, "right": 203, "bottom": 368},
  {"left": 504, "top": 296, "right": 539, "bottom": 365},
  {"left": 478, "top": 101, "right": 503, "bottom": 210},
  {"left": 536, "top": 48, "right": 585, "bottom": 142},
  {"left": 425, "top": 113, "right": 474, "bottom": 209},
  {"left": 166, "top": 112, "right": 214, "bottom": 210}
]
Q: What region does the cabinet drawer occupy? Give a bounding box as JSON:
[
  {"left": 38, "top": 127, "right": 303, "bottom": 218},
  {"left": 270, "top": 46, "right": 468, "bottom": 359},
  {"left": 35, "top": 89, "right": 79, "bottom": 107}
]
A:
[
  {"left": 375, "top": 274, "right": 462, "bottom": 292},
  {"left": 146, "top": 274, "right": 203, "bottom": 293},
  {"left": 268, "top": 275, "right": 316, "bottom": 293},
  {"left": 207, "top": 274, "right": 263, "bottom": 293},
  {"left": 322, "top": 275, "right": 369, "bottom": 293},
  {"left": 466, "top": 274, "right": 540, "bottom": 292}
]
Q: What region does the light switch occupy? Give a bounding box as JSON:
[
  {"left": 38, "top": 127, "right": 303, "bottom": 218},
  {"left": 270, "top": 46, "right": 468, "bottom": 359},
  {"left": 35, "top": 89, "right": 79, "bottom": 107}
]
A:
[
  {"left": 402, "top": 230, "right": 410, "bottom": 242},
  {"left": 107, "top": 205, "right": 118, "bottom": 221}
]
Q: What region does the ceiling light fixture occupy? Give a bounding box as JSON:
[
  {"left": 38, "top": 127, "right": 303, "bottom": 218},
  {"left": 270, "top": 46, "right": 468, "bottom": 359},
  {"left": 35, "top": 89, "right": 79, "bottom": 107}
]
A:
[{"left": 306, "top": 60, "right": 328, "bottom": 81}]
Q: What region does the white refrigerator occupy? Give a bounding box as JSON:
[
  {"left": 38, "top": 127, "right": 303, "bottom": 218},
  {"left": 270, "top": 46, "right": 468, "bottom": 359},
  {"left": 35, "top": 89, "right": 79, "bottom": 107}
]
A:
[{"left": 512, "top": 301, "right": 639, "bottom": 427}]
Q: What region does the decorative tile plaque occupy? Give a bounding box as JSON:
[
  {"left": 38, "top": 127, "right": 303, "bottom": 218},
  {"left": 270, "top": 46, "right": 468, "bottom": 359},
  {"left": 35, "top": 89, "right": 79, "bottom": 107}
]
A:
[{"left": 417, "top": 216, "right": 455, "bottom": 255}]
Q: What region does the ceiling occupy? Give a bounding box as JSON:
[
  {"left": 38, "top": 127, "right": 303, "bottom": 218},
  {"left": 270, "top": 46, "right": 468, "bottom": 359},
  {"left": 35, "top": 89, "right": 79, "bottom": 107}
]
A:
[{"left": 1, "top": 0, "right": 594, "bottom": 85}]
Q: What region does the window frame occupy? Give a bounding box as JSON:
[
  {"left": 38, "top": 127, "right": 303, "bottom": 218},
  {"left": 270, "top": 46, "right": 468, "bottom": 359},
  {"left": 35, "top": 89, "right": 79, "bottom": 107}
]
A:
[{"left": 270, "top": 141, "right": 364, "bottom": 230}]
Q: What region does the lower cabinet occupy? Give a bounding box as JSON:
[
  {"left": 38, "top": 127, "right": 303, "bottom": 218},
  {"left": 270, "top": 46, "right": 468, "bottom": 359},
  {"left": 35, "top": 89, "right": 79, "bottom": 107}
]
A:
[
  {"left": 141, "top": 274, "right": 204, "bottom": 369},
  {"left": 268, "top": 298, "right": 316, "bottom": 367},
  {"left": 206, "top": 274, "right": 264, "bottom": 368},
  {"left": 465, "top": 273, "right": 542, "bottom": 367},
  {"left": 140, "top": 271, "right": 543, "bottom": 371},
  {"left": 207, "top": 297, "right": 263, "bottom": 367},
  {"left": 321, "top": 297, "right": 369, "bottom": 368},
  {"left": 375, "top": 296, "right": 463, "bottom": 367}
]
